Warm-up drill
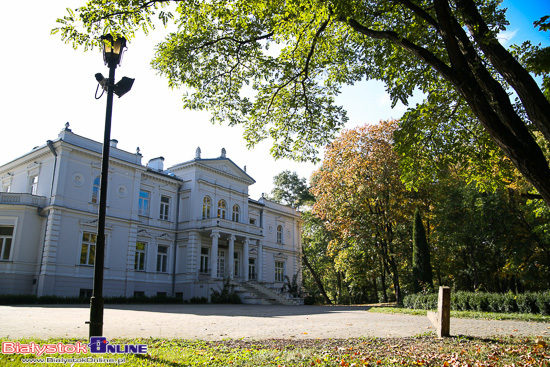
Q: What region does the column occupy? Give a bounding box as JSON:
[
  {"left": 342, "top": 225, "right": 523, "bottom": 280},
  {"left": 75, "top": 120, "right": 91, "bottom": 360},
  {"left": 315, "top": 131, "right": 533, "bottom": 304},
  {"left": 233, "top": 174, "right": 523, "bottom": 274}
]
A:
[
  {"left": 243, "top": 238, "right": 250, "bottom": 281},
  {"left": 210, "top": 231, "right": 219, "bottom": 279},
  {"left": 228, "top": 235, "right": 235, "bottom": 279},
  {"left": 257, "top": 239, "right": 263, "bottom": 282}
]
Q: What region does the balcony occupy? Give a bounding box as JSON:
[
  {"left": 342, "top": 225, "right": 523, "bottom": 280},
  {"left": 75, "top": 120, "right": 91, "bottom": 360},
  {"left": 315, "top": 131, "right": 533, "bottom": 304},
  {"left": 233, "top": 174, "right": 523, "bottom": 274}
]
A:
[
  {"left": 0, "top": 193, "right": 48, "bottom": 208},
  {"left": 183, "top": 217, "right": 263, "bottom": 237}
]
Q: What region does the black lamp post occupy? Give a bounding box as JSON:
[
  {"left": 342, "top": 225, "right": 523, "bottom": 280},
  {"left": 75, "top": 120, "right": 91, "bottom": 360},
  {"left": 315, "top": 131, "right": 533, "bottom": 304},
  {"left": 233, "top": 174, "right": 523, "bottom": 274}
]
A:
[{"left": 89, "top": 34, "right": 131, "bottom": 338}]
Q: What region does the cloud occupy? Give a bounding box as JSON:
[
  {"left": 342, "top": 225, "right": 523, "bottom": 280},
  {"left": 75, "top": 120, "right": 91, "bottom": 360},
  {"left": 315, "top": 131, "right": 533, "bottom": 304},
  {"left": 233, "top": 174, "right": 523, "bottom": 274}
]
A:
[{"left": 497, "top": 29, "right": 518, "bottom": 46}]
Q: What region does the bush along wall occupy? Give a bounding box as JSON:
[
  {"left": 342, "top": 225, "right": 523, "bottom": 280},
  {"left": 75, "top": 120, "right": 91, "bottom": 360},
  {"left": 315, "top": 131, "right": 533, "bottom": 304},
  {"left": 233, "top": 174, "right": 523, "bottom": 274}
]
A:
[{"left": 402, "top": 291, "right": 550, "bottom": 315}]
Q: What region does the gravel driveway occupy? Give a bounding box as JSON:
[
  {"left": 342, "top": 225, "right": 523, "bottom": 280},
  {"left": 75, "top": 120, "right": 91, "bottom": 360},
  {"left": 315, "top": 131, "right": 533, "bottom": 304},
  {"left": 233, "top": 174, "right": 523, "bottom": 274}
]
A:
[{"left": 1, "top": 304, "right": 548, "bottom": 340}]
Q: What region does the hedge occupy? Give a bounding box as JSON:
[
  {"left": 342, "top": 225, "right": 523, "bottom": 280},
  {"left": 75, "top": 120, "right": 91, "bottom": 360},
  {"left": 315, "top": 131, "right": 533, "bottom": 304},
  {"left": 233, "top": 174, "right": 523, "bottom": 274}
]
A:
[{"left": 403, "top": 291, "right": 550, "bottom": 315}]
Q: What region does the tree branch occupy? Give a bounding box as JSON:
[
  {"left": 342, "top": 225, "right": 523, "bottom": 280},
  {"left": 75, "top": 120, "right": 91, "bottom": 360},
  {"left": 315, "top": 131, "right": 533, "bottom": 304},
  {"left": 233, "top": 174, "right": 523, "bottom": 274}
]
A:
[{"left": 346, "top": 18, "right": 456, "bottom": 83}]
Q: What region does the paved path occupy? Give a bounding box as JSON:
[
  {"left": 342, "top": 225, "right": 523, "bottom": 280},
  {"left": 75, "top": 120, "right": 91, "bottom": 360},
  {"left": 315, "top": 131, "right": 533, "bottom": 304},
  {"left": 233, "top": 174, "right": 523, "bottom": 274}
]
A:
[{"left": 1, "top": 304, "right": 548, "bottom": 340}]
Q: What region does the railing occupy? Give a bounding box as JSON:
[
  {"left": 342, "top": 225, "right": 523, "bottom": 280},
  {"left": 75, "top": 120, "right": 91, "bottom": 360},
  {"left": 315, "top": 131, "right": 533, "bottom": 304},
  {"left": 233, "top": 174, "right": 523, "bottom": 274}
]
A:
[
  {"left": 182, "top": 218, "right": 263, "bottom": 236},
  {"left": 0, "top": 193, "right": 48, "bottom": 207}
]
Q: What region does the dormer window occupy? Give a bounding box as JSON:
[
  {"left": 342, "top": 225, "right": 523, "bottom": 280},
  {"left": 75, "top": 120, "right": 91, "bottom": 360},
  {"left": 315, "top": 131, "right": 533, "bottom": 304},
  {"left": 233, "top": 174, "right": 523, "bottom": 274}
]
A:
[
  {"left": 232, "top": 204, "right": 240, "bottom": 222},
  {"left": 202, "top": 196, "right": 211, "bottom": 219},
  {"left": 217, "top": 200, "right": 226, "bottom": 219}
]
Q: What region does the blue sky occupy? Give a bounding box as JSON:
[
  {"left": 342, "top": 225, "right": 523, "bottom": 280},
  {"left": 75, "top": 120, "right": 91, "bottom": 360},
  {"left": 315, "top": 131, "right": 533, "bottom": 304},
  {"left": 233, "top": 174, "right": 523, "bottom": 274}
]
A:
[{"left": 0, "top": 0, "right": 548, "bottom": 198}]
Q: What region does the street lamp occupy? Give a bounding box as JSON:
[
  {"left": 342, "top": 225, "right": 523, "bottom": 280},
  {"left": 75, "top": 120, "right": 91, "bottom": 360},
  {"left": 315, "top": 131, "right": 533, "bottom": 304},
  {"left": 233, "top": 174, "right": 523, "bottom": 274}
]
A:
[{"left": 88, "top": 34, "right": 133, "bottom": 338}]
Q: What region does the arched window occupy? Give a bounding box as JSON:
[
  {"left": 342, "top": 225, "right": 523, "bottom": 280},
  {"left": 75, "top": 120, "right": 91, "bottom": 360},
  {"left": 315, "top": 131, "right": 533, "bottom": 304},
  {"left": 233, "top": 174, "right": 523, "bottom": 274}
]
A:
[
  {"left": 91, "top": 176, "right": 100, "bottom": 204},
  {"left": 202, "top": 196, "right": 211, "bottom": 219},
  {"left": 277, "top": 225, "right": 283, "bottom": 244},
  {"left": 232, "top": 204, "right": 240, "bottom": 222},
  {"left": 217, "top": 200, "right": 226, "bottom": 219}
]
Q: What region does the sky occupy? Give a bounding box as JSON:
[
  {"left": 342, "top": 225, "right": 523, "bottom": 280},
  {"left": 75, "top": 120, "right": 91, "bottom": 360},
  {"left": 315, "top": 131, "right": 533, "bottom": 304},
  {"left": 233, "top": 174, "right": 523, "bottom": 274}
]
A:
[{"left": 0, "top": 0, "right": 548, "bottom": 199}]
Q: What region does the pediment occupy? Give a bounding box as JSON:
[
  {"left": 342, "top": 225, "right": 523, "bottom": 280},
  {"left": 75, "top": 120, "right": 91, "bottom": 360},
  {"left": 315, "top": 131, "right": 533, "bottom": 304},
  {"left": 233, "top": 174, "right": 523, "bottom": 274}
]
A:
[{"left": 197, "top": 158, "right": 255, "bottom": 184}]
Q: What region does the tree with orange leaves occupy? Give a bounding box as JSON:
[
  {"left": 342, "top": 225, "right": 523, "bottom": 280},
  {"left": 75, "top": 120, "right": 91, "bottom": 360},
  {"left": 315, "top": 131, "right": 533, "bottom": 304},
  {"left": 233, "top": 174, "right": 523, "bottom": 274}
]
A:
[{"left": 311, "top": 120, "right": 414, "bottom": 304}]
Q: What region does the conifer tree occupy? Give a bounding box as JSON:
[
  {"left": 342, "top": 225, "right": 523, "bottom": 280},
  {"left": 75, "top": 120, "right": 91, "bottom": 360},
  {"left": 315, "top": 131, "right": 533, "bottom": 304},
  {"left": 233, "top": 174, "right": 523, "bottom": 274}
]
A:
[{"left": 412, "top": 208, "right": 433, "bottom": 293}]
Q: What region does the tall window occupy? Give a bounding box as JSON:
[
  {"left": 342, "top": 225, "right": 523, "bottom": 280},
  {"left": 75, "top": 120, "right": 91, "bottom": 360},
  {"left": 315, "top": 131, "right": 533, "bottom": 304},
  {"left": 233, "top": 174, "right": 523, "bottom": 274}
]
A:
[
  {"left": 79, "top": 232, "right": 96, "bottom": 265},
  {"left": 276, "top": 225, "right": 283, "bottom": 244},
  {"left": 91, "top": 176, "right": 100, "bottom": 204},
  {"left": 217, "top": 200, "right": 226, "bottom": 219},
  {"left": 200, "top": 247, "right": 209, "bottom": 273},
  {"left": 275, "top": 260, "right": 285, "bottom": 282},
  {"left": 156, "top": 245, "right": 168, "bottom": 273},
  {"left": 202, "top": 196, "right": 211, "bottom": 219},
  {"left": 134, "top": 241, "right": 147, "bottom": 271},
  {"left": 0, "top": 226, "right": 14, "bottom": 261},
  {"left": 138, "top": 190, "right": 150, "bottom": 216},
  {"left": 29, "top": 175, "right": 38, "bottom": 195},
  {"left": 232, "top": 205, "right": 240, "bottom": 222},
  {"left": 159, "top": 195, "right": 170, "bottom": 220}
]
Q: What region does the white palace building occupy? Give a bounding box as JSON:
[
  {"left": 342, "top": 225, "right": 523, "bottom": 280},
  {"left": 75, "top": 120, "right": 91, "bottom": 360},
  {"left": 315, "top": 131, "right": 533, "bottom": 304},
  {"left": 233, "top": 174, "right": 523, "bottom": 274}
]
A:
[{"left": 0, "top": 124, "right": 302, "bottom": 303}]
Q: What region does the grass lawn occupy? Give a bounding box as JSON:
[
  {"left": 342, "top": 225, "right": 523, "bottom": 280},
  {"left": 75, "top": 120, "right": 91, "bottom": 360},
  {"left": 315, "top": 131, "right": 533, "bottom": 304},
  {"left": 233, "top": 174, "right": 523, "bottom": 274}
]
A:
[
  {"left": 367, "top": 306, "right": 550, "bottom": 323},
  {"left": 1, "top": 336, "right": 548, "bottom": 366}
]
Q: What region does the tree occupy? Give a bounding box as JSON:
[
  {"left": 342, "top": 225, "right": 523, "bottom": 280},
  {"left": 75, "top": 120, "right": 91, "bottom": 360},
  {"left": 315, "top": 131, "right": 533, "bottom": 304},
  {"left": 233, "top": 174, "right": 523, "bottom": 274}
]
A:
[
  {"left": 270, "top": 171, "right": 314, "bottom": 209},
  {"left": 311, "top": 120, "right": 414, "bottom": 303},
  {"left": 55, "top": 0, "right": 550, "bottom": 205},
  {"left": 412, "top": 208, "right": 433, "bottom": 293}
]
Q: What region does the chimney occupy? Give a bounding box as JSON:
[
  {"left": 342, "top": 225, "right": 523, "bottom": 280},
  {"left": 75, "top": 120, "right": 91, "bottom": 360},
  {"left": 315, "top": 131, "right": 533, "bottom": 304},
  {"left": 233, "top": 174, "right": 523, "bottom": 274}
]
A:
[
  {"left": 110, "top": 139, "right": 118, "bottom": 148},
  {"left": 147, "top": 156, "right": 165, "bottom": 171}
]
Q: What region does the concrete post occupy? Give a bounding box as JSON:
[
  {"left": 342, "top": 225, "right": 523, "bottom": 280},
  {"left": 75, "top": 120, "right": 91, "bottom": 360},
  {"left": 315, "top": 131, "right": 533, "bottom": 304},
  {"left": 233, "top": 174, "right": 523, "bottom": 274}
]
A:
[
  {"left": 210, "top": 231, "right": 219, "bottom": 279},
  {"left": 438, "top": 286, "right": 450, "bottom": 337},
  {"left": 228, "top": 235, "right": 235, "bottom": 279},
  {"left": 427, "top": 286, "right": 451, "bottom": 337}
]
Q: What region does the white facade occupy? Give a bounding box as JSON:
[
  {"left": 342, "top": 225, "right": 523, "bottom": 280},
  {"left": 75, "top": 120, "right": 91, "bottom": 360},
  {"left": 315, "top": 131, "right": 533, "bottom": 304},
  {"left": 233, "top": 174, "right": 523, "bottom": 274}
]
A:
[{"left": 0, "top": 125, "right": 301, "bottom": 300}]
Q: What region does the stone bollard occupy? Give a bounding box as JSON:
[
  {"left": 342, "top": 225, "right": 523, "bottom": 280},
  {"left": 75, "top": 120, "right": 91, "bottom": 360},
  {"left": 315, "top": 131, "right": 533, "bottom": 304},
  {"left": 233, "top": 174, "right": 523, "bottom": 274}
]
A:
[{"left": 427, "top": 286, "right": 450, "bottom": 337}]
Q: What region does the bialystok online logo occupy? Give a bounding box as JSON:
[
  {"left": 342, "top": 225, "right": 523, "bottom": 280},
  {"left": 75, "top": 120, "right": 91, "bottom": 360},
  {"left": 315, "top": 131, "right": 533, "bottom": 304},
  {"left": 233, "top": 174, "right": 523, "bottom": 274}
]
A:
[{"left": 2, "top": 337, "right": 147, "bottom": 357}]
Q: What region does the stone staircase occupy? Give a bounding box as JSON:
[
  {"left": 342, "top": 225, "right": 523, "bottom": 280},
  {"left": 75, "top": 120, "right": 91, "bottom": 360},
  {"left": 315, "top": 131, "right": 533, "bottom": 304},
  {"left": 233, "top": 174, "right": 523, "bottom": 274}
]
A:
[{"left": 231, "top": 280, "right": 304, "bottom": 305}]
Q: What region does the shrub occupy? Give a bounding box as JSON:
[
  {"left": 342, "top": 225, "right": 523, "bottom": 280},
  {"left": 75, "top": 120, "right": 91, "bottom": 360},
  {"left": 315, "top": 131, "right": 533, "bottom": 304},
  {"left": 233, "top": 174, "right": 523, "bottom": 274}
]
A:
[
  {"left": 403, "top": 290, "right": 550, "bottom": 315},
  {"left": 210, "top": 279, "right": 242, "bottom": 304}
]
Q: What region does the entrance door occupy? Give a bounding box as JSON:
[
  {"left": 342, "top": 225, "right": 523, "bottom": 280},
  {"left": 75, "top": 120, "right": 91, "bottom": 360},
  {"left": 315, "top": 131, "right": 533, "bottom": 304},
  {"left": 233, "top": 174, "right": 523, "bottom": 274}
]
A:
[
  {"left": 217, "top": 249, "right": 225, "bottom": 278},
  {"left": 248, "top": 258, "right": 256, "bottom": 280},
  {"left": 234, "top": 252, "right": 240, "bottom": 278}
]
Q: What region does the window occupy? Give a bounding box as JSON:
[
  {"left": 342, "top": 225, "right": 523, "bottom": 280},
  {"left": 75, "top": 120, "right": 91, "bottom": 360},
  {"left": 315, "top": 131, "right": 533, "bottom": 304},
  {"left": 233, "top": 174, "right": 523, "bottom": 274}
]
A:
[
  {"left": 157, "top": 292, "right": 167, "bottom": 297},
  {"left": 79, "top": 232, "right": 96, "bottom": 265},
  {"left": 138, "top": 190, "right": 150, "bottom": 216},
  {"left": 134, "top": 291, "right": 145, "bottom": 297},
  {"left": 0, "top": 226, "right": 14, "bottom": 261},
  {"left": 248, "top": 258, "right": 256, "bottom": 280},
  {"left": 156, "top": 245, "right": 168, "bottom": 273},
  {"left": 232, "top": 205, "right": 240, "bottom": 222},
  {"left": 160, "top": 195, "right": 170, "bottom": 220},
  {"left": 175, "top": 292, "right": 183, "bottom": 299},
  {"left": 249, "top": 218, "right": 256, "bottom": 226},
  {"left": 79, "top": 289, "right": 92, "bottom": 298},
  {"left": 91, "top": 176, "right": 100, "bottom": 204},
  {"left": 234, "top": 252, "right": 240, "bottom": 277},
  {"left": 275, "top": 260, "right": 285, "bottom": 282},
  {"left": 134, "top": 241, "right": 147, "bottom": 271},
  {"left": 202, "top": 196, "right": 211, "bottom": 219},
  {"left": 29, "top": 175, "right": 38, "bottom": 195},
  {"left": 217, "top": 200, "right": 226, "bottom": 219},
  {"left": 200, "top": 247, "right": 209, "bottom": 273},
  {"left": 277, "top": 225, "right": 283, "bottom": 244}
]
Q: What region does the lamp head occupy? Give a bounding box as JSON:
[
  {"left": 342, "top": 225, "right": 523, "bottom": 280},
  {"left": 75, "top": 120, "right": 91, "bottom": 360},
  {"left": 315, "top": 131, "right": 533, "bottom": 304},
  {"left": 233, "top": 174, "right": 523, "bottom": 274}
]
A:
[{"left": 100, "top": 34, "right": 127, "bottom": 67}]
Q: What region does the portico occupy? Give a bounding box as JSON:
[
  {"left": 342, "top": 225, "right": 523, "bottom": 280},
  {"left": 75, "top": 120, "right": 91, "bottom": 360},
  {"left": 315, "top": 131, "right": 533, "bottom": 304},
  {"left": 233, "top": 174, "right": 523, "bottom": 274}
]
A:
[{"left": 203, "top": 228, "right": 262, "bottom": 282}]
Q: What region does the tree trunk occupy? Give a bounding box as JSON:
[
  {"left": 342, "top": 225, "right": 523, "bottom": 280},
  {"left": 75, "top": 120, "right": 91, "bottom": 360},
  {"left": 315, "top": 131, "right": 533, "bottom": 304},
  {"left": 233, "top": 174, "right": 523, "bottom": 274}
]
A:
[
  {"left": 372, "top": 277, "right": 378, "bottom": 303},
  {"left": 301, "top": 252, "right": 332, "bottom": 305},
  {"left": 380, "top": 260, "right": 388, "bottom": 302}
]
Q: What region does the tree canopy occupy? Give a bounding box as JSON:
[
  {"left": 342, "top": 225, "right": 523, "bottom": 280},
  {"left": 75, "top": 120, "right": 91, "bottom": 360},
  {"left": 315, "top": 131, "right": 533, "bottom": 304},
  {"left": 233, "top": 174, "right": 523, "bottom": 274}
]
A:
[{"left": 54, "top": 0, "right": 550, "bottom": 205}]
